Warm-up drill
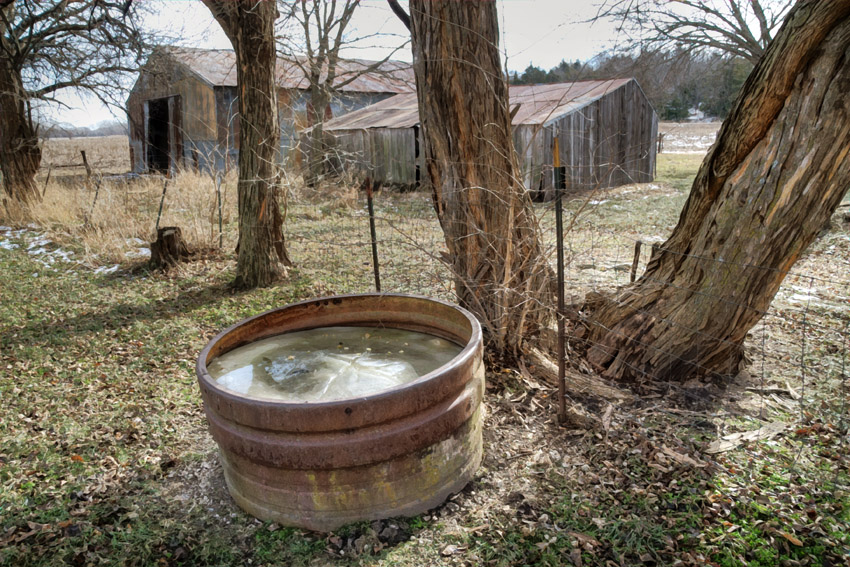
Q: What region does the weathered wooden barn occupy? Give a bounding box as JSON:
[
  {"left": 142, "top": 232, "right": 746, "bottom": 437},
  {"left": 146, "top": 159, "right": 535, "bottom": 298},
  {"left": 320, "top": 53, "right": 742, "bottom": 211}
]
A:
[
  {"left": 126, "top": 47, "right": 414, "bottom": 174},
  {"left": 313, "top": 78, "right": 657, "bottom": 195}
]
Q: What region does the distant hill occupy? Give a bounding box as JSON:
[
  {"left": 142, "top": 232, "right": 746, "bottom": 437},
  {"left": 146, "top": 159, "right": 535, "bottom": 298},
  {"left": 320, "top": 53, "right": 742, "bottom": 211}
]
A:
[{"left": 42, "top": 120, "right": 128, "bottom": 138}]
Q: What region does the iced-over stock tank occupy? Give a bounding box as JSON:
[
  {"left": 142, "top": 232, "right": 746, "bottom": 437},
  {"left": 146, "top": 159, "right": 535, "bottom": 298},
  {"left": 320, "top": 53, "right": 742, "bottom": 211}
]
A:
[{"left": 196, "top": 294, "right": 484, "bottom": 531}]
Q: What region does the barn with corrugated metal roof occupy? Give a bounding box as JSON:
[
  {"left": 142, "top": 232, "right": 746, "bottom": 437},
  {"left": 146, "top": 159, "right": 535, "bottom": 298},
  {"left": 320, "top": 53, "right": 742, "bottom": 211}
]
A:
[
  {"left": 311, "top": 78, "right": 657, "bottom": 196},
  {"left": 126, "top": 46, "right": 414, "bottom": 174}
]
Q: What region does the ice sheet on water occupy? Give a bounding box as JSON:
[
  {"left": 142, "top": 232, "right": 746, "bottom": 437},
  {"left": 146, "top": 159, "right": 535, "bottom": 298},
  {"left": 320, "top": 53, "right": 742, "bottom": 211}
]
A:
[
  {"left": 265, "top": 351, "right": 418, "bottom": 400},
  {"left": 208, "top": 326, "right": 462, "bottom": 402},
  {"left": 216, "top": 365, "right": 254, "bottom": 395}
]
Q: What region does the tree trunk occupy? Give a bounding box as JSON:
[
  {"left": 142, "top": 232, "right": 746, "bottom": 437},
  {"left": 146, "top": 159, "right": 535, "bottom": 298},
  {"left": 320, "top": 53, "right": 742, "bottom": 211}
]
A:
[
  {"left": 584, "top": 0, "right": 850, "bottom": 382},
  {"left": 203, "top": 0, "right": 292, "bottom": 289},
  {"left": 0, "top": 59, "right": 41, "bottom": 208},
  {"left": 408, "top": 0, "right": 551, "bottom": 356},
  {"left": 306, "top": 83, "right": 330, "bottom": 186}
]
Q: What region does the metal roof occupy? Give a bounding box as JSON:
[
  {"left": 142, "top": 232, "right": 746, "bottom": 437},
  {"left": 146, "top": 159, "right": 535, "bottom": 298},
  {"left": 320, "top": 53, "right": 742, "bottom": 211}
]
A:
[
  {"left": 509, "top": 79, "right": 633, "bottom": 125},
  {"left": 319, "top": 78, "right": 635, "bottom": 131},
  {"left": 162, "top": 47, "right": 414, "bottom": 94}
]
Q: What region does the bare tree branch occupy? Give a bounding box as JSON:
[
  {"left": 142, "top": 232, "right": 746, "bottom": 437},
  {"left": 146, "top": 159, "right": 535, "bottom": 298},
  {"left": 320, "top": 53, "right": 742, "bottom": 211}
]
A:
[
  {"left": 386, "top": 0, "right": 410, "bottom": 31},
  {"left": 278, "top": 0, "right": 410, "bottom": 185},
  {"left": 597, "top": 0, "right": 793, "bottom": 64},
  {"left": 1, "top": 0, "right": 151, "bottom": 205}
]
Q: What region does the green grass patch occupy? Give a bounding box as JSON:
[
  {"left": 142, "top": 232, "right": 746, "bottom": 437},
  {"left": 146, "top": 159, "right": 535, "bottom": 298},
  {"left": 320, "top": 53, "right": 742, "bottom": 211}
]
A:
[{"left": 656, "top": 153, "right": 705, "bottom": 192}]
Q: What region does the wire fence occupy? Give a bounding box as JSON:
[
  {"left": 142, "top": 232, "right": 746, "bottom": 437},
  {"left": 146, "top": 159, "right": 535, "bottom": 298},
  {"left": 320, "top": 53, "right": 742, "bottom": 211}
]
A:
[
  {"left": 32, "top": 124, "right": 850, "bottom": 484},
  {"left": 281, "top": 162, "right": 849, "bottom": 484}
]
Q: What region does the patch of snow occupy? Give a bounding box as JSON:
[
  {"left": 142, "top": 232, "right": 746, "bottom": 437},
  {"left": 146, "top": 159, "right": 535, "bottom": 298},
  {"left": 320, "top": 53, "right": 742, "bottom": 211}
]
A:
[
  {"left": 0, "top": 226, "right": 12, "bottom": 231},
  {"left": 790, "top": 285, "right": 818, "bottom": 294},
  {"left": 788, "top": 293, "right": 820, "bottom": 304},
  {"left": 27, "top": 237, "right": 50, "bottom": 250},
  {"left": 0, "top": 240, "right": 19, "bottom": 250},
  {"left": 127, "top": 247, "right": 151, "bottom": 259},
  {"left": 589, "top": 200, "right": 609, "bottom": 205},
  {"left": 94, "top": 264, "right": 120, "bottom": 275},
  {"left": 52, "top": 249, "right": 74, "bottom": 262}
]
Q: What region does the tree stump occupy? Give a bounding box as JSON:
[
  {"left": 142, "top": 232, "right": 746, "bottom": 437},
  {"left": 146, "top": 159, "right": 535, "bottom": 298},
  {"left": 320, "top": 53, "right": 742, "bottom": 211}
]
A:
[{"left": 150, "top": 226, "right": 190, "bottom": 269}]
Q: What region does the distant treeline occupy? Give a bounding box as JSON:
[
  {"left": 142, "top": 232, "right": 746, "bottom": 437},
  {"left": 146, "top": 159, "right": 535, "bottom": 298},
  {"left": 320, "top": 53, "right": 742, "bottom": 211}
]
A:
[
  {"left": 510, "top": 50, "right": 751, "bottom": 121},
  {"left": 42, "top": 120, "right": 128, "bottom": 138}
]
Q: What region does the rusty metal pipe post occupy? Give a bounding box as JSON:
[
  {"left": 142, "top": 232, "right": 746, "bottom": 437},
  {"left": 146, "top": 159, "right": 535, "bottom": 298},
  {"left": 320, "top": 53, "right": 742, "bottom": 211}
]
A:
[
  {"left": 554, "top": 169, "right": 567, "bottom": 424},
  {"left": 366, "top": 178, "right": 382, "bottom": 292},
  {"left": 554, "top": 138, "right": 567, "bottom": 423}
]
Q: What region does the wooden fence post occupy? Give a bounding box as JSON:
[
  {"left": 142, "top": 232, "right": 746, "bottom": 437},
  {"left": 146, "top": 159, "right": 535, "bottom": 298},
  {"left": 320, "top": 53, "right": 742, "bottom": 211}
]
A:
[{"left": 80, "top": 150, "right": 92, "bottom": 180}]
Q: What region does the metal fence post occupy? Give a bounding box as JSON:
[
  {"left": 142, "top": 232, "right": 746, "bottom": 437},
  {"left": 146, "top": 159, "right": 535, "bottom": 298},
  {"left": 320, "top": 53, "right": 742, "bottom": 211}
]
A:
[
  {"left": 554, "top": 138, "right": 567, "bottom": 424},
  {"left": 366, "top": 178, "right": 381, "bottom": 292},
  {"left": 155, "top": 177, "right": 169, "bottom": 232}
]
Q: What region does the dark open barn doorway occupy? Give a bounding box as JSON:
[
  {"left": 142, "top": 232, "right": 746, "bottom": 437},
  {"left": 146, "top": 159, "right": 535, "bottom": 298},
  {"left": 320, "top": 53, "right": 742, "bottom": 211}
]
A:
[{"left": 147, "top": 97, "right": 171, "bottom": 173}]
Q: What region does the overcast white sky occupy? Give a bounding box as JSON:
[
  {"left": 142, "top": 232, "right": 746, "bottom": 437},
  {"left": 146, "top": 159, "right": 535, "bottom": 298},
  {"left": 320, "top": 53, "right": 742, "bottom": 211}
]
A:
[{"left": 47, "top": 0, "right": 621, "bottom": 128}]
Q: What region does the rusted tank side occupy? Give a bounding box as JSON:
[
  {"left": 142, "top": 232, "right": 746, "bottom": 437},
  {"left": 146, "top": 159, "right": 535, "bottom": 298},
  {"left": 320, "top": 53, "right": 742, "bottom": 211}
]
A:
[{"left": 196, "top": 294, "right": 484, "bottom": 532}]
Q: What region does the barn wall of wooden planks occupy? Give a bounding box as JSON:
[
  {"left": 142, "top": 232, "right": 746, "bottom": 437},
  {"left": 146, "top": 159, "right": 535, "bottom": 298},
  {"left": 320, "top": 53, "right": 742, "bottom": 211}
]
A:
[{"left": 316, "top": 79, "right": 658, "bottom": 197}]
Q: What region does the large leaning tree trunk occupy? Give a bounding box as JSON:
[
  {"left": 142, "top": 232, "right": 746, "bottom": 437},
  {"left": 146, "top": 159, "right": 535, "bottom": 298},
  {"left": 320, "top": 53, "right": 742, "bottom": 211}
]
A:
[
  {"left": 0, "top": 58, "right": 40, "bottom": 207},
  {"left": 404, "top": 0, "right": 550, "bottom": 356},
  {"left": 203, "top": 0, "right": 292, "bottom": 289},
  {"left": 585, "top": 0, "right": 850, "bottom": 382}
]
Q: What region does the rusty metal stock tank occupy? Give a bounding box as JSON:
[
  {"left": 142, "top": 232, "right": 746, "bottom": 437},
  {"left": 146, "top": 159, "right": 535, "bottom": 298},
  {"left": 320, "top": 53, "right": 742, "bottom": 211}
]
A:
[{"left": 196, "top": 294, "right": 484, "bottom": 531}]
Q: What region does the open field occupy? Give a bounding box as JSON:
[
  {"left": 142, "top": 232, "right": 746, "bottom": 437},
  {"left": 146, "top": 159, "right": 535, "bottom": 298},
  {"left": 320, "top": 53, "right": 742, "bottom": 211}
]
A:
[
  {"left": 658, "top": 122, "right": 721, "bottom": 153},
  {"left": 39, "top": 135, "right": 130, "bottom": 182},
  {"left": 1, "top": 138, "right": 848, "bottom": 566}
]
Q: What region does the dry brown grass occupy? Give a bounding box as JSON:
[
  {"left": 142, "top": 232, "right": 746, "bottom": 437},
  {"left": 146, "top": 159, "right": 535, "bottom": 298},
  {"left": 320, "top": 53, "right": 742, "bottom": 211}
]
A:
[
  {"left": 22, "top": 168, "right": 241, "bottom": 264},
  {"left": 6, "top": 133, "right": 369, "bottom": 267}
]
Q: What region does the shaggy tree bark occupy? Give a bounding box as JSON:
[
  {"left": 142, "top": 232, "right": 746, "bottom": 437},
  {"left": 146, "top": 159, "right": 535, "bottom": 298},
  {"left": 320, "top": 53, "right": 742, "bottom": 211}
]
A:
[
  {"left": 585, "top": 0, "right": 850, "bottom": 382},
  {"left": 204, "top": 0, "right": 292, "bottom": 289},
  {"left": 404, "top": 0, "right": 550, "bottom": 355},
  {"left": 0, "top": 59, "right": 40, "bottom": 206}
]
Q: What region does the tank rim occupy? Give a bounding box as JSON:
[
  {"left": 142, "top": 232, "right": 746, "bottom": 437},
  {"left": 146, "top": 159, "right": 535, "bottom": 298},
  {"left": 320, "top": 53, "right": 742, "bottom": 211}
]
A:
[{"left": 195, "top": 293, "right": 483, "bottom": 431}]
